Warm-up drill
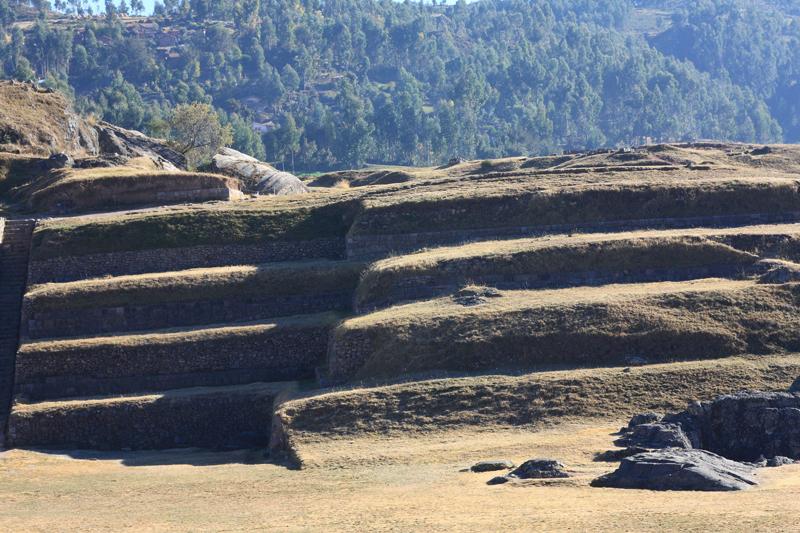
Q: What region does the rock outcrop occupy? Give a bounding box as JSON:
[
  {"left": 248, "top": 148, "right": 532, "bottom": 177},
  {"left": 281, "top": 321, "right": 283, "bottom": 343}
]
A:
[
  {"left": 757, "top": 259, "right": 800, "bottom": 284},
  {"left": 487, "top": 459, "right": 569, "bottom": 484},
  {"left": 614, "top": 422, "right": 692, "bottom": 450},
  {"left": 596, "top": 389, "right": 800, "bottom": 490},
  {"left": 211, "top": 148, "right": 308, "bottom": 195},
  {"left": 618, "top": 391, "right": 800, "bottom": 462},
  {"left": 94, "top": 122, "right": 187, "bottom": 170},
  {"left": 470, "top": 460, "right": 515, "bottom": 473},
  {"left": 591, "top": 449, "right": 758, "bottom": 491},
  {"left": 686, "top": 391, "right": 800, "bottom": 462},
  {"left": 508, "top": 459, "right": 569, "bottom": 479},
  {"left": 0, "top": 81, "right": 98, "bottom": 156}
]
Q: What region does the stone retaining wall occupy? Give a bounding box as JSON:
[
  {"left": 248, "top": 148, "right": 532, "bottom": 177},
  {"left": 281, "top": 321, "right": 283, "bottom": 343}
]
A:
[
  {"left": 357, "top": 263, "right": 764, "bottom": 312},
  {"left": 29, "top": 237, "right": 346, "bottom": 283},
  {"left": 16, "top": 318, "right": 332, "bottom": 399},
  {"left": 7, "top": 383, "right": 284, "bottom": 450},
  {"left": 347, "top": 212, "right": 800, "bottom": 260},
  {"left": 23, "top": 292, "right": 350, "bottom": 339},
  {"left": 328, "top": 283, "right": 800, "bottom": 382}
]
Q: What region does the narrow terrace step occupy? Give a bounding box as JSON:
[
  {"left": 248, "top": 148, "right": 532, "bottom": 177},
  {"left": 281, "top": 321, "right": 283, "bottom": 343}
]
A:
[
  {"left": 22, "top": 260, "right": 363, "bottom": 340},
  {"left": 7, "top": 381, "right": 296, "bottom": 451},
  {"left": 328, "top": 278, "right": 800, "bottom": 382},
  {"left": 15, "top": 312, "right": 340, "bottom": 400}
]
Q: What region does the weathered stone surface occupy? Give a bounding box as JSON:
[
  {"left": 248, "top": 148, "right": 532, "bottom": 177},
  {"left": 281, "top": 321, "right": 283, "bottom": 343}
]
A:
[
  {"left": 615, "top": 423, "right": 692, "bottom": 450},
  {"left": 47, "top": 152, "right": 74, "bottom": 169},
  {"left": 622, "top": 390, "right": 800, "bottom": 464},
  {"left": 693, "top": 391, "right": 800, "bottom": 461},
  {"left": 452, "top": 286, "right": 502, "bottom": 307},
  {"left": 94, "top": 121, "right": 187, "bottom": 170},
  {"left": 757, "top": 260, "right": 800, "bottom": 284},
  {"left": 767, "top": 456, "right": 795, "bottom": 467},
  {"left": 627, "top": 412, "right": 663, "bottom": 429},
  {"left": 508, "top": 459, "right": 569, "bottom": 479},
  {"left": 591, "top": 449, "right": 758, "bottom": 491},
  {"left": 212, "top": 148, "right": 307, "bottom": 195},
  {"left": 486, "top": 476, "right": 509, "bottom": 485},
  {"left": 470, "top": 460, "right": 515, "bottom": 473},
  {"left": 0, "top": 81, "right": 99, "bottom": 156}
]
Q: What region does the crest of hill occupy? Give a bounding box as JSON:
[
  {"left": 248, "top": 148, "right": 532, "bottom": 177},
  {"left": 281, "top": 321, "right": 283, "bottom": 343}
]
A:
[{"left": 0, "top": 81, "right": 98, "bottom": 157}]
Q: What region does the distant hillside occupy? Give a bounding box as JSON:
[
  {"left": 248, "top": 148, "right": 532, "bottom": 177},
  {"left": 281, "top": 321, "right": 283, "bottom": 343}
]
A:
[{"left": 0, "top": 0, "right": 798, "bottom": 170}]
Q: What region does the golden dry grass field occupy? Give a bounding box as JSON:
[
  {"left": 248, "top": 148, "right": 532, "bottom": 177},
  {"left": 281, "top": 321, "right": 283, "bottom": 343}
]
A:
[{"left": 2, "top": 420, "right": 800, "bottom": 532}]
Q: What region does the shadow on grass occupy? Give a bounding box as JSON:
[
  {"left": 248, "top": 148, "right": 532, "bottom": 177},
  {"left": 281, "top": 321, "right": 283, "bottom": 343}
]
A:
[{"left": 12, "top": 446, "right": 299, "bottom": 469}]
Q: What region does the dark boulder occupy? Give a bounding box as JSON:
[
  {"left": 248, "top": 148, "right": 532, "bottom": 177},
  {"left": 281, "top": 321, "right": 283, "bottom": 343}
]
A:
[
  {"left": 470, "top": 460, "right": 515, "bottom": 473},
  {"left": 46, "top": 152, "right": 74, "bottom": 169},
  {"left": 693, "top": 391, "right": 800, "bottom": 462},
  {"left": 508, "top": 459, "right": 569, "bottom": 479},
  {"left": 615, "top": 423, "right": 692, "bottom": 450},
  {"left": 452, "top": 286, "right": 502, "bottom": 307},
  {"left": 627, "top": 412, "right": 663, "bottom": 429},
  {"left": 767, "top": 456, "right": 795, "bottom": 467},
  {"left": 750, "top": 146, "right": 772, "bottom": 156},
  {"left": 591, "top": 449, "right": 758, "bottom": 491},
  {"left": 487, "top": 476, "right": 509, "bottom": 485}
]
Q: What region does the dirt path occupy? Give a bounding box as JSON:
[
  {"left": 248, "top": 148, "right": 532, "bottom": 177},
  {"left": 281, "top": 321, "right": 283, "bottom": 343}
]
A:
[{"left": 2, "top": 420, "right": 799, "bottom": 531}]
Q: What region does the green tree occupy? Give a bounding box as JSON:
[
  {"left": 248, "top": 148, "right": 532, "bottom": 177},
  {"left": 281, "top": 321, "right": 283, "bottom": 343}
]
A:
[{"left": 168, "top": 103, "right": 233, "bottom": 168}]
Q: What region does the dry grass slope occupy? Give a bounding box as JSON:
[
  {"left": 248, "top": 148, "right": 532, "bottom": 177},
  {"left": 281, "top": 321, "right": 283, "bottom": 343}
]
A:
[
  {"left": 0, "top": 81, "right": 96, "bottom": 156},
  {"left": 25, "top": 260, "right": 365, "bottom": 311},
  {"left": 25, "top": 160, "right": 242, "bottom": 212},
  {"left": 356, "top": 231, "right": 760, "bottom": 309},
  {"left": 15, "top": 312, "right": 341, "bottom": 385},
  {"left": 332, "top": 279, "right": 800, "bottom": 380},
  {"left": 277, "top": 354, "right": 800, "bottom": 443}
]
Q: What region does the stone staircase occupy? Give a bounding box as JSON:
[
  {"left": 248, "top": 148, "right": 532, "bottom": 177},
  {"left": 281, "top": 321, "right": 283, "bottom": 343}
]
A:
[{"left": 0, "top": 219, "right": 34, "bottom": 446}]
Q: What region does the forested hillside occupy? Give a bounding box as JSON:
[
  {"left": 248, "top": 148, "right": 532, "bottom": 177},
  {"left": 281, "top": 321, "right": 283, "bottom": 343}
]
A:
[{"left": 1, "top": 0, "right": 798, "bottom": 170}]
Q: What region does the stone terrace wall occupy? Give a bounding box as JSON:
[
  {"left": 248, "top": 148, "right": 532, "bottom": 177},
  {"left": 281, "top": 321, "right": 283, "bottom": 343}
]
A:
[
  {"left": 29, "top": 237, "right": 346, "bottom": 284},
  {"left": 16, "top": 319, "right": 332, "bottom": 399},
  {"left": 356, "top": 263, "right": 765, "bottom": 312},
  {"left": 23, "top": 291, "right": 351, "bottom": 339},
  {"left": 347, "top": 212, "right": 800, "bottom": 260},
  {"left": 7, "top": 384, "right": 281, "bottom": 450}
]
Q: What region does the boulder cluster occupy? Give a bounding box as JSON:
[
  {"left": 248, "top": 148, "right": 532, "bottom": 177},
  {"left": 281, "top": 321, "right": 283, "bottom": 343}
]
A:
[
  {"left": 470, "top": 458, "right": 570, "bottom": 485},
  {"left": 593, "top": 389, "right": 800, "bottom": 491}
]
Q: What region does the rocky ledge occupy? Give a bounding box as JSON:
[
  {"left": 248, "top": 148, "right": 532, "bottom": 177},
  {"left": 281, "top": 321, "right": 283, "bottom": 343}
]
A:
[{"left": 594, "top": 388, "right": 800, "bottom": 491}]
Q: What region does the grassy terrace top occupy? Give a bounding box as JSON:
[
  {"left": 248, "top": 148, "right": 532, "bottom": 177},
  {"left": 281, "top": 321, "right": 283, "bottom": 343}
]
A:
[
  {"left": 11, "top": 381, "right": 292, "bottom": 411},
  {"left": 355, "top": 228, "right": 766, "bottom": 308},
  {"left": 26, "top": 161, "right": 241, "bottom": 212},
  {"left": 350, "top": 176, "right": 800, "bottom": 236},
  {"left": 19, "top": 311, "right": 342, "bottom": 352},
  {"left": 25, "top": 260, "right": 364, "bottom": 311},
  {"left": 345, "top": 278, "right": 756, "bottom": 328},
  {"left": 333, "top": 278, "right": 800, "bottom": 380},
  {"left": 277, "top": 355, "right": 800, "bottom": 438},
  {"left": 359, "top": 222, "right": 800, "bottom": 280},
  {"left": 31, "top": 189, "right": 360, "bottom": 260},
  {"left": 29, "top": 143, "right": 800, "bottom": 260}
]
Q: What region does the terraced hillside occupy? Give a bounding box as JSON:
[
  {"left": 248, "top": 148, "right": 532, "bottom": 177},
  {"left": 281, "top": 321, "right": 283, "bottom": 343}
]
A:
[{"left": 4, "top": 142, "right": 800, "bottom": 457}]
